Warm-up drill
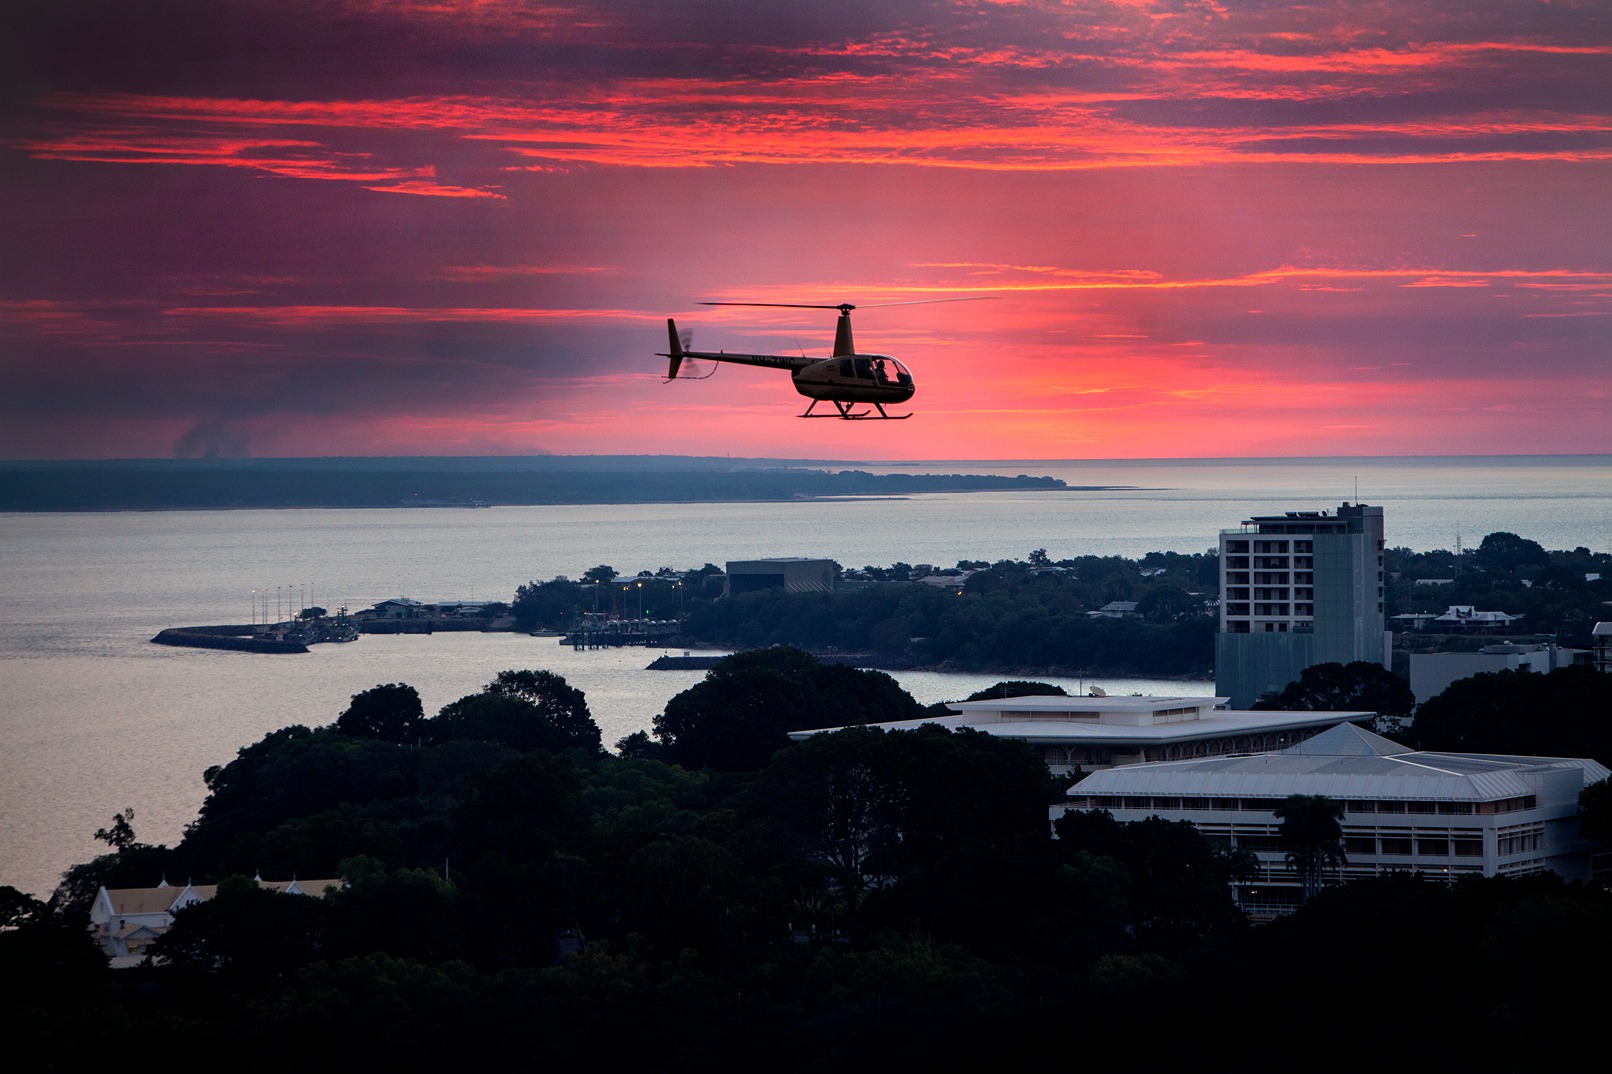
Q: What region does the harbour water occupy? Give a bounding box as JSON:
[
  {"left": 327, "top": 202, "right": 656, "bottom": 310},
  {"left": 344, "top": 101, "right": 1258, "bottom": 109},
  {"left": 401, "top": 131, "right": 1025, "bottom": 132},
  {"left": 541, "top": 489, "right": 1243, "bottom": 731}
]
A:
[{"left": 1, "top": 454, "right": 1607, "bottom": 897}]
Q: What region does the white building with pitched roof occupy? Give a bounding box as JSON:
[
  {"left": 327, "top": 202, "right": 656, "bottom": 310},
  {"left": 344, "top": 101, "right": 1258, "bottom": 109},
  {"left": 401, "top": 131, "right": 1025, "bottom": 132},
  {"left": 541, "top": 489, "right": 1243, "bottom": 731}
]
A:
[
  {"left": 90, "top": 876, "right": 341, "bottom": 964},
  {"left": 1063, "top": 723, "right": 1609, "bottom": 916}
]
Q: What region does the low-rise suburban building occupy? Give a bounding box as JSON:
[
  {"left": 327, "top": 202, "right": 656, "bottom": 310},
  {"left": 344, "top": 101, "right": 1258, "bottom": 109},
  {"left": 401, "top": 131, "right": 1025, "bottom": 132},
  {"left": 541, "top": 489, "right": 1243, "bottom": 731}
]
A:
[
  {"left": 1087, "top": 600, "right": 1140, "bottom": 619},
  {"left": 1409, "top": 641, "right": 1583, "bottom": 703},
  {"left": 1430, "top": 605, "right": 1521, "bottom": 631},
  {"left": 367, "top": 597, "right": 429, "bottom": 618},
  {"left": 90, "top": 876, "right": 341, "bottom": 965},
  {"left": 1062, "top": 723, "right": 1608, "bottom": 916}
]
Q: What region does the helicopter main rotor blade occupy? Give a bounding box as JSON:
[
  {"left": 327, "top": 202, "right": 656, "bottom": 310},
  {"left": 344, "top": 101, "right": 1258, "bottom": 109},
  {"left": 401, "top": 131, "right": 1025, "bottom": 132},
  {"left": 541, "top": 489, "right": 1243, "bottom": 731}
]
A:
[
  {"left": 700, "top": 302, "right": 852, "bottom": 310},
  {"left": 851, "top": 296, "right": 997, "bottom": 308},
  {"left": 698, "top": 297, "right": 996, "bottom": 312}
]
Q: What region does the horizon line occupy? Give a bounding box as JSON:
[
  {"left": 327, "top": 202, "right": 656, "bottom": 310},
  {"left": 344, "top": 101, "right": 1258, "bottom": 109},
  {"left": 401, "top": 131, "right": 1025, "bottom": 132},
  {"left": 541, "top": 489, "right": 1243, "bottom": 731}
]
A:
[{"left": 4, "top": 451, "right": 1610, "bottom": 466}]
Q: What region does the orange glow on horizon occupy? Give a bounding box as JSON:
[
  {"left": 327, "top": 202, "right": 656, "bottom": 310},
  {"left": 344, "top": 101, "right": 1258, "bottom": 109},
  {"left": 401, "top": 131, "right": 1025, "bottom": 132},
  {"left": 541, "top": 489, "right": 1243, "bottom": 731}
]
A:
[{"left": 3, "top": 1, "right": 1607, "bottom": 460}]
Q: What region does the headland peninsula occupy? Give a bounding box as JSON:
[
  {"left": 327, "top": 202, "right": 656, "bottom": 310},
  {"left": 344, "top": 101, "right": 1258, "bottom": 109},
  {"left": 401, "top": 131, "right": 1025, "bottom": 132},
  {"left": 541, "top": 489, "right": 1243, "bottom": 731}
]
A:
[{"left": 0, "top": 455, "right": 1096, "bottom": 510}]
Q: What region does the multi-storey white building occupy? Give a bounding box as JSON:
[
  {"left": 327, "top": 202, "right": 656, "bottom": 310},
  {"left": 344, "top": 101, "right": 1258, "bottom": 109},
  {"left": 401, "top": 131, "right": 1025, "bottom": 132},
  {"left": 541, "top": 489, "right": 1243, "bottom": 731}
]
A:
[
  {"left": 1216, "top": 502, "right": 1390, "bottom": 708},
  {"left": 1063, "top": 722, "right": 1608, "bottom": 916}
]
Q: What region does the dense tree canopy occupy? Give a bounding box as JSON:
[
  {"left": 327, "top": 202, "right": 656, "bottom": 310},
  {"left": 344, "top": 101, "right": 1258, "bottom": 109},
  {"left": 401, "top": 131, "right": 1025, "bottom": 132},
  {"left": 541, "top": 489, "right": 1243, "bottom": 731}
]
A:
[
  {"left": 429, "top": 669, "right": 601, "bottom": 754},
  {"left": 679, "top": 558, "right": 1217, "bottom": 674},
  {"left": 1052, "top": 809, "right": 1247, "bottom": 954},
  {"left": 1472, "top": 531, "right": 1550, "bottom": 572},
  {"left": 506, "top": 533, "right": 1609, "bottom": 676},
  {"left": 20, "top": 652, "right": 1612, "bottom": 1070},
  {"left": 1581, "top": 778, "right": 1612, "bottom": 847},
  {"left": 336, "top": 682, "right": 424, "bottom": 743},
  {"left": 963, "top": 680, "right": 1068, "bottom": 702},
  {"left": 1251, "top": 661, "right": 1415, "bottom": 722},
  {"left": 1383, "top": 535, "right": 1611, "bottom": 647},
  {"left": 483, "top": 669, "right": 601, "bottom": 753},
  {"left": 1411, "top": 665, "right": 1612, "bottom": 765},
  {"left": 652, "top": 646, "right": 921, "bottom": 771}
]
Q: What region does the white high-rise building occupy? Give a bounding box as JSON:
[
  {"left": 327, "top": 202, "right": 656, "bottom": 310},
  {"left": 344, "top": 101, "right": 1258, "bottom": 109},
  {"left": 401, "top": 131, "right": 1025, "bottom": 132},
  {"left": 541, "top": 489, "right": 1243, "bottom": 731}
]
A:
[{"left": 1215, "top": 502, "right": 1389, "bottom": 708}]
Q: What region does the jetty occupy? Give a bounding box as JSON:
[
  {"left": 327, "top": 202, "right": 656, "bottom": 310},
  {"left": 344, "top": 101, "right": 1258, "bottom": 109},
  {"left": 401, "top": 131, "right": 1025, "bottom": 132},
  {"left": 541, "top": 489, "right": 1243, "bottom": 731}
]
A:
[{"left": 563, "top": 616, "right": 680, "bottom": 649}]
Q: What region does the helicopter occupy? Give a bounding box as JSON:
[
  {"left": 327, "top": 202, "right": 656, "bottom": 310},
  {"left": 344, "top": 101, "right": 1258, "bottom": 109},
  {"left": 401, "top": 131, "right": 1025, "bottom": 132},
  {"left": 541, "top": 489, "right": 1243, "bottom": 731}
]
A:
[{"left": 660, "top": 301, "right": 918, "bottom": 419}]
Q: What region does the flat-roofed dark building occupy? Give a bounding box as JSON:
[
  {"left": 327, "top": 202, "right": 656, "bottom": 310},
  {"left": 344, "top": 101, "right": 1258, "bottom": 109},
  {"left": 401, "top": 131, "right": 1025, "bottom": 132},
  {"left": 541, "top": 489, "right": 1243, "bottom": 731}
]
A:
[{"left": 725, "top": 557, "right": 836, "bottom": 596}]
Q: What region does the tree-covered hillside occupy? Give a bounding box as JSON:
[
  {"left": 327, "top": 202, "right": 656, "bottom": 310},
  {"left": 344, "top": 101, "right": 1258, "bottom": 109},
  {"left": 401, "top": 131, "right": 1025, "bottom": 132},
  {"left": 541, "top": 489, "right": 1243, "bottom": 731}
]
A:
[{"left": 8, "top": 649, "right": 1612, "bottom": 1070}]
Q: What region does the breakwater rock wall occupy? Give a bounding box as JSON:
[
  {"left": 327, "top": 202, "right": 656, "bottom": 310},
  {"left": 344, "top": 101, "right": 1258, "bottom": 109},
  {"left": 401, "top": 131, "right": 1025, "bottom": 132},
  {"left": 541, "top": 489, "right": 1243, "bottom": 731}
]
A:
[{"left": 152, "top": 627, "right": 308, "bottom": 654}]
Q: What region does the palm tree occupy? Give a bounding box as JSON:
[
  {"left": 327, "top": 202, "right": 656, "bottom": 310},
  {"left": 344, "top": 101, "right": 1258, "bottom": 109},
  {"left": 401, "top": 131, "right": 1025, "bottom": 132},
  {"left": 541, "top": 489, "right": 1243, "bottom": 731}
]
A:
[{"left": 1273, "top": 794, "right": 1346, "bottom": 903}]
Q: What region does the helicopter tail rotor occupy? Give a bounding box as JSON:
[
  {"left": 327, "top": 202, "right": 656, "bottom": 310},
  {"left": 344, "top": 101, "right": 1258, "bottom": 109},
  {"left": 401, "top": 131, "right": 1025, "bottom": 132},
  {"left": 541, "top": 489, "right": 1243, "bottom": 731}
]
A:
[{"left": 662, "top": 319, "right": 716, "bottom": 380}]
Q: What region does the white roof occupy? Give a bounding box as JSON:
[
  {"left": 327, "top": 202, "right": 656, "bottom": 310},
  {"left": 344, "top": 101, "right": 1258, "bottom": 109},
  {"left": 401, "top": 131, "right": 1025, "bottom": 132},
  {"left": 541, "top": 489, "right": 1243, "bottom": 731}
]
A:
[
  {"left": 789, "top": 696, "right": 1372, "bottom": 747},
  {"left": 952, "top": 694, "right": 1222, "bottom": 714},
  {"left": 1070, "top": 723, "right": 1611, "bottom": 801},
  {"left": 1434, "top": 605, "right": 1517, "bottom": 623}
]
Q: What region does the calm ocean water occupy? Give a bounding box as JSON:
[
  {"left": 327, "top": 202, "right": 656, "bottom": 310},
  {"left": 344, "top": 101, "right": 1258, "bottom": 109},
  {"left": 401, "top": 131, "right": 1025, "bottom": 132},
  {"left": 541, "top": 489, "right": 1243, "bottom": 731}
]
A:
[{"left": 2, "top": 454, "right": 1607, "bottom": 897}]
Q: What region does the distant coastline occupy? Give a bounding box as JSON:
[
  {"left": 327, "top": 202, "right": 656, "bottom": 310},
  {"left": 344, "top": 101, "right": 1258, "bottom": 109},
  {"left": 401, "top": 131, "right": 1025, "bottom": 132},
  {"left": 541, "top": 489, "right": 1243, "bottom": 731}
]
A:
[{"left": 0, "top": 457, "right": 1098, "bottom": 510}]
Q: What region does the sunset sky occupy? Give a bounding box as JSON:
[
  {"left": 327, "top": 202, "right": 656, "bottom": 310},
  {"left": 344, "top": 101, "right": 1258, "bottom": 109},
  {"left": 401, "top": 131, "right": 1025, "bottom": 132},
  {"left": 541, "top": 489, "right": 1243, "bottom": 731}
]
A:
[{"left": 4, "top": 0, "right": 1609, "bottom": 460}]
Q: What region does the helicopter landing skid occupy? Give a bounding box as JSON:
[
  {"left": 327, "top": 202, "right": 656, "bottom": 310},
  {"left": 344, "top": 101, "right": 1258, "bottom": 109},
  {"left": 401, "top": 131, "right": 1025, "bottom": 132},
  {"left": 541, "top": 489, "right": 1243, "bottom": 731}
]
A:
[{"left": 801, "top": 400, "right": 912, "bottom": 420}]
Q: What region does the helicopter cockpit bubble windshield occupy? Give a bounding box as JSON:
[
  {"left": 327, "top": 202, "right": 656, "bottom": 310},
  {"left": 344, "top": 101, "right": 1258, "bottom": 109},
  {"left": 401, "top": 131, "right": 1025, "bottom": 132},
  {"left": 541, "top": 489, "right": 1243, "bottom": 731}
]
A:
[{"left": 836, "top": 356, "right": 912, "bottom": 387}]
